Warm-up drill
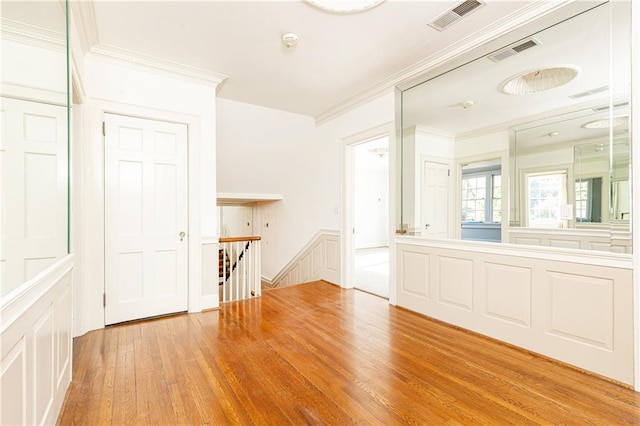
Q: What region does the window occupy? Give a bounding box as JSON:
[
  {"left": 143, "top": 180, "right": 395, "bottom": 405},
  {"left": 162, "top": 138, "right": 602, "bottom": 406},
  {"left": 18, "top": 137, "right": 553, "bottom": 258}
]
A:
[
  {"left": 575, "top": 177, "right": 603, "bottom": 222},
  {"left": 575, "top": 180, "right": 590, "bottom": 221},
  {"left": 461, "top": 167, "right": 501, "bottom": 223},
  {"left": 526, "top": 171, "right": 567, "bottom": 228}
]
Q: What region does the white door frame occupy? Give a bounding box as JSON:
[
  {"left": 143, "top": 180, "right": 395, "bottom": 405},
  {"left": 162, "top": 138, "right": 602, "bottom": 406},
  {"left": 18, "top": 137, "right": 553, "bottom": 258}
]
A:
[{"left": 341, "top": 122, "right": 396, "bottom": 305}]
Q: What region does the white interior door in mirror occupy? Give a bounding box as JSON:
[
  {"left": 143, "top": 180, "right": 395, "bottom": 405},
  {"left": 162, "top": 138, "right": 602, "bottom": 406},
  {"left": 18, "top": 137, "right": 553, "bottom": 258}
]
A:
[
  {"left": 421, "top": 160, "right": 449, "bottom": 238},
  {"left": 0, "top": 98, "right": 67, "bottom": 296},
  {"left": 105, "top": 114, "right": 188, "bottom": 325}
]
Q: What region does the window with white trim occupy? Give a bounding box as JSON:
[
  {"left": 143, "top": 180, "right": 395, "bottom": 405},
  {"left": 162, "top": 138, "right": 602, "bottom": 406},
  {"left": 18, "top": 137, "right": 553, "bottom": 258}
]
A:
[
  {"left": 461, "top": 166, "right": 501, "bottom": 223},
  {"left": 526, "top": 171, "right": 567, "bottom": 228}
]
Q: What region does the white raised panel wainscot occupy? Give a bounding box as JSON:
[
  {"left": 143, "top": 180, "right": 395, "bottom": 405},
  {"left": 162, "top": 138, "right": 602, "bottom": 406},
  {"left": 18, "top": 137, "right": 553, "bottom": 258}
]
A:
[
  {"left": 0, "top": 256, "right": 73, "bottom": 425},
  {"left": 396, "top": 238, "right": 633, "bottom": 385}
]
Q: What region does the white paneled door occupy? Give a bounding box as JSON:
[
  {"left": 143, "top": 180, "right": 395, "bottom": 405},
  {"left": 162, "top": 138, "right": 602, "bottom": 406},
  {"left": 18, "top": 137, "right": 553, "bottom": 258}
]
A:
[
  {"left": 421, "top": 160, "right": 449, "bottom": 238},
  {"left": 105, "top": 114, "right": 188, "bottom": 325}
]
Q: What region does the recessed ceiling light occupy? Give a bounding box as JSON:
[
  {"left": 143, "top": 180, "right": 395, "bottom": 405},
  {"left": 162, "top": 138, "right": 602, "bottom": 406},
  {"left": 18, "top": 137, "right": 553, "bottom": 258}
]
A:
[
  {"left": 500, "top": 65, "right": 580, "bottom": 95},
  {"left": 303, "top": 0, "right": 385, "bottom": 14},
  {"left": 582, "top": 116, "right": 629, "bottom": 129}
]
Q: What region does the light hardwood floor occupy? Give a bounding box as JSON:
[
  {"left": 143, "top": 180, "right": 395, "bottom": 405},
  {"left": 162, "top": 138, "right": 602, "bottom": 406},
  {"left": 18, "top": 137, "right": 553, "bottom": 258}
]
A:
[{"left": 58, "top": 281, "right": 639, "bottom": 425}]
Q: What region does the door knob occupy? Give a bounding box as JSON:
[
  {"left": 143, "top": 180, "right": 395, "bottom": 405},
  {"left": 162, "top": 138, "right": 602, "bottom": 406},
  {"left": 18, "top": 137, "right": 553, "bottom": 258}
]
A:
[{"left": 179, "top": 231, "right": 186, "bottom": 241}]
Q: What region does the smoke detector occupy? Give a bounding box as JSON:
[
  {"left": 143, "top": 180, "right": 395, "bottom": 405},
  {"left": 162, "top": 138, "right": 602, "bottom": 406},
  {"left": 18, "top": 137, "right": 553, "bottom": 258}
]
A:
[{"left": 281, "top": 33, "right": 299, "bottom": 48}]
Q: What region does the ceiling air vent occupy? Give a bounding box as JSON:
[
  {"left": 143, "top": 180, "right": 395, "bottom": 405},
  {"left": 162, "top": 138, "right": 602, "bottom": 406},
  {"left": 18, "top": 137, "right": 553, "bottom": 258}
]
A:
[
  {"left": 569, "top": 85, "right": 609, "bottom": 99},
  {"left": 428, "top": 0, "right": 485, "bottom": 32},
  {"left": 487, "top": 38, "right": 540, "bottom": 63}
]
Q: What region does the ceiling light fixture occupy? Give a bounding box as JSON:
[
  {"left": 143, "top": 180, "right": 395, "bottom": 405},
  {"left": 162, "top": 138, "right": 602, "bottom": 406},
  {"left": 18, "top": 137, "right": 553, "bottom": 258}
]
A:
[
  {"left": 500, "top": 65, "right": 580, "bottom": 95},
  {"left": 281, "top": 33, "right": 299, "bottom": 48},
  {"left": 303, "top": 0, "right": 385, "bottom": 14}
]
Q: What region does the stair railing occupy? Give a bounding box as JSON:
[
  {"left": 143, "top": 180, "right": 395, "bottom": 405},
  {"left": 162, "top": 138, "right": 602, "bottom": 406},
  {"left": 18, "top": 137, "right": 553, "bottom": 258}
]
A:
[{"left": 218, "top": 236, "right": 262, "bottom": 303}]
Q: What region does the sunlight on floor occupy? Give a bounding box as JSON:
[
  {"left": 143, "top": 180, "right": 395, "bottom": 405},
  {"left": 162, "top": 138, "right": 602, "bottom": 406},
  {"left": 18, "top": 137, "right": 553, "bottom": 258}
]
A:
[{"left": 354, "top": 247, "right": 389, "bottom": 298}]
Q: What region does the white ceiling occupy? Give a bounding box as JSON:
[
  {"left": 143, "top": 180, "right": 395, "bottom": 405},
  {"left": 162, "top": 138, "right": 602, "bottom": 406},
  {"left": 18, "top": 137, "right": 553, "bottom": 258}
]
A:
[
  {"left": 84, "top": 0, "right": 538, "bottom": 118},
  {"left": 10, "top": 0, "right": 547, "bottom": 118},
  {"left": 401, "top": 1, "right": 631, "bottom": 147}
]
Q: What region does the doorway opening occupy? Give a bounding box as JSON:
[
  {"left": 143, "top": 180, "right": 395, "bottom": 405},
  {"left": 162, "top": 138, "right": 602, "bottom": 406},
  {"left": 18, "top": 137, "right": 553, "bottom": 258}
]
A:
[{"left": 352, "top": 137, "right": 389, "bottom": 298}]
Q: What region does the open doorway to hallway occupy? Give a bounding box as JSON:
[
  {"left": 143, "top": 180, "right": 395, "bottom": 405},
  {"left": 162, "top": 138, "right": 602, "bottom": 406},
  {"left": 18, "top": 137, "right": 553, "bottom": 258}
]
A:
[{"left": 353, "top": 137, "right": 389, "bottom": 298}]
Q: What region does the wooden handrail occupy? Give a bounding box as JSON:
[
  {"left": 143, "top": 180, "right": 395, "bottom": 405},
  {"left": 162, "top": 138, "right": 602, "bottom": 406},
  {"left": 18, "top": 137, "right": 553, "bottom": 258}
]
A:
[{"left": 219, "top": 236, "right": 262, "bottom": 243}]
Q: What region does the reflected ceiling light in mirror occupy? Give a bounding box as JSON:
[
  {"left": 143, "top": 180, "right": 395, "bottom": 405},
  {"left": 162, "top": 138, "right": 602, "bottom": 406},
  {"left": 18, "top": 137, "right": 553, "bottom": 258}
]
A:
[
  {"left": 582, "top": 116, "right": 629, "bottom": 129},
  {"left": 303, "top": 0, "right": 385, "bottom": 14},
  {"left": 500, "top": 65, "right": 580, "bottom": 95}
]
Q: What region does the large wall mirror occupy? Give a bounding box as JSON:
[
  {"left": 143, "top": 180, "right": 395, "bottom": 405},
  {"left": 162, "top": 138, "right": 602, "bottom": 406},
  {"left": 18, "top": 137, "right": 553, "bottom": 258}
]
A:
[
  {"left": 396, "top": 0, "right": 632, "bottom": 253},
  {"left": 1, "top": 1, "right": 69, "bottom": 297}
]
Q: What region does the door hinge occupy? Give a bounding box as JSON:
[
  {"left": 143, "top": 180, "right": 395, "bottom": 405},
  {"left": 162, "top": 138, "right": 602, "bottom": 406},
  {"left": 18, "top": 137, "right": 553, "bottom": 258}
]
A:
[
  {"left": 448, "top": 169, "right": 450, "bottom": 176},
  {"left": 103, "top": 293, "right": 106, "bottom": 307},
  {"left": 102, "top": 121, "right": 106, "bottom": 136}
]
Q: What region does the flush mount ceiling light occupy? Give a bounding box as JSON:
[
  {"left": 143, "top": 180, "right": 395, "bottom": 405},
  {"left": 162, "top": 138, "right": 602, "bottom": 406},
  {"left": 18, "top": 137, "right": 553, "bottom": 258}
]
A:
[
  {"left": 582, "top": 116, "right": 629, "bottom": 129},
  {"left": 500, "top": 65, "right": 580, "bottom": 95},
  {"left": 303, "top": 0, "right": 385, "bottom": 14}
]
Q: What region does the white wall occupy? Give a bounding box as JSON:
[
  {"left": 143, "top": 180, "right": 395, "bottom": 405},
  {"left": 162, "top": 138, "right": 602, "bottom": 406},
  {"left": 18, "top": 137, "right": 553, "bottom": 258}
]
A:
[
  {"left": 74, "top": 54, "right": 220, "bottom": 334},
  {"left": 216, "top": 92, "right": 395, "bottom": 283},
  {"left": 216, "top": 98, "right": 332, "bottom": 280}
]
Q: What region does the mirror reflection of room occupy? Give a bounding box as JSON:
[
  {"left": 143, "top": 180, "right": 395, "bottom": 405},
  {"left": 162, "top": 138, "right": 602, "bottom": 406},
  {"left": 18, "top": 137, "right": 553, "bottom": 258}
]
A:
[
  {"left": 0, "top": 1, "right": 69, "bottom": 296},
  {"left": 398, "top": 1, "right": 631, "bottom": 253}
]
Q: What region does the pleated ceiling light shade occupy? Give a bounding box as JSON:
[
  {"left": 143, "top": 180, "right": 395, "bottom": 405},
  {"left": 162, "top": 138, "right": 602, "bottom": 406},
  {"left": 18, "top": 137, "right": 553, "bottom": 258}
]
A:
[
  {"left": 303, "top": 0, "right": 385, "bottom": 13},
  {"left": 501, "top": 66, "right": 580, "bottom": 95}
]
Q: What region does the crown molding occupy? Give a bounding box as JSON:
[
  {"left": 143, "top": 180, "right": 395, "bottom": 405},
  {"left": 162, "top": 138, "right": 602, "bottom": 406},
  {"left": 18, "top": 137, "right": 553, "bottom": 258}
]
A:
[
  {"left": 0, "top": 18, "right": 65, "bottom": 50},
  {"left": 88, "top": 43, "right": 228, "bottom": 87},
  {"left": 69, "top": 0, "right": 99, "bottom": 55},
  {"left": 313, "top": 0, "right": 573, "bottom": 126},
  {"left": 414, "top": 125, "right": 455, "bottom": 140}
]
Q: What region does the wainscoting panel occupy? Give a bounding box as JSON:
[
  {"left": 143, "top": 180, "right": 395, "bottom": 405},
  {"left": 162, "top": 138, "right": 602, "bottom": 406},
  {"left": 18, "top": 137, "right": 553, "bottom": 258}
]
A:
[
  {"left": 546, "top": 272, "right": 613, "bottom": 350},
  {"left": 33, "top": 306, "right": 55, "bottom": 423},
  {"left": 399, "top": 250, "right": 430, "bottom": 299},
  {"left": 395, "top": 239, "right": 633, "bottom": 385},
  {"left": 266, "top": 230, "right": 340, "bottom": 288},
  {"left": 509, "top": 228, "right": 631, "bottom": 253},
  {"left": 484, "top": 262, "right": 532, "bottom": 327},
  {"left": 312, "top": 242, "right": 323, "bottom": 277},
  {"left": 0, "top": 255, "right": 73, "bottom": 425},
  {"left": 437, "top": 256, "right": 473, "bottom": 311},
  {"left": 548, "top": 239, "right": 581, "bottom": 250},
  {"left": 325, "top": 239, "right": 339, "bottom": 274},
  {"left": 0, "top": 337, "right": 26, "bottom": 425}
]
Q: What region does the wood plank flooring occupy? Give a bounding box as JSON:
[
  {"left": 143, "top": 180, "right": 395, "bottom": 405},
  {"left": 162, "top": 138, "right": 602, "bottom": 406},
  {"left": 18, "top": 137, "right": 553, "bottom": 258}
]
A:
[{"left": 57, "top": 281, "right": 640, "bottom": 425}]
